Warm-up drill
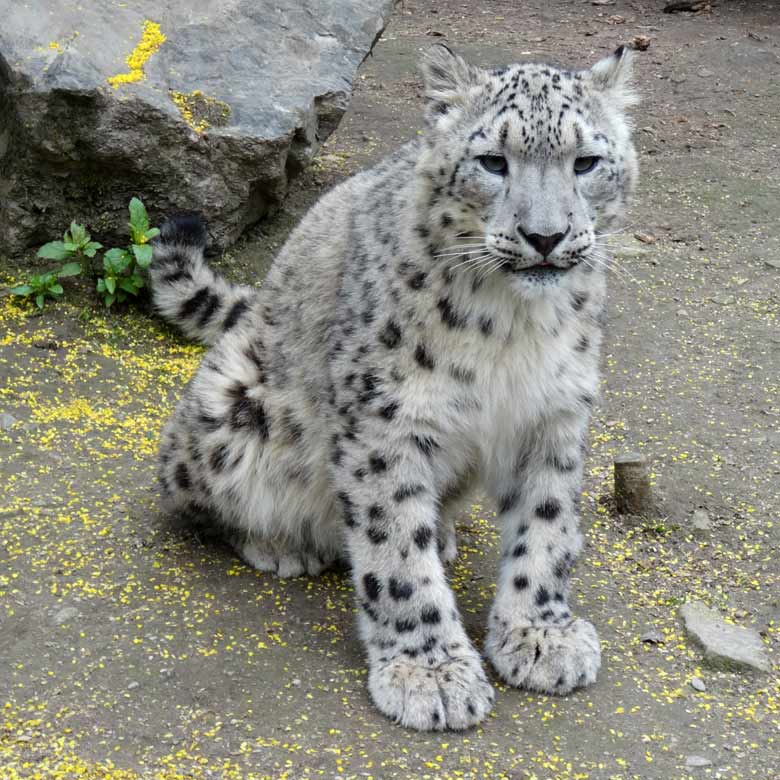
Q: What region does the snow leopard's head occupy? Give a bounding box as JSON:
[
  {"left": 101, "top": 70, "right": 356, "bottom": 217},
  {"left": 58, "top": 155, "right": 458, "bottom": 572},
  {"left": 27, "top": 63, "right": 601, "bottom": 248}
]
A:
[{"left": 419, "top": 44, "right": 638, "bottom": 292}]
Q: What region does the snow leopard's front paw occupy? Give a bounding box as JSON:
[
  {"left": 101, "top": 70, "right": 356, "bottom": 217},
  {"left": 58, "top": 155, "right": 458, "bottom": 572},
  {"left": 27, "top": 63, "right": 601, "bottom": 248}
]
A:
[
  {"left": 485, "top": 618, "right": 601, "bottom": 695},
  {"left": 368, "top": 650, "right": 494, "bottom": 731}
]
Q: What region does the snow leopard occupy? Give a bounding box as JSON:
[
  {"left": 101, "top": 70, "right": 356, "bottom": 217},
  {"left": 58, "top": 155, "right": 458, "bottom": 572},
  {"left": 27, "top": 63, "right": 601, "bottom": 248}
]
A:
[{"left": 150, "top": 44, "right": 638, "bottom": 731}]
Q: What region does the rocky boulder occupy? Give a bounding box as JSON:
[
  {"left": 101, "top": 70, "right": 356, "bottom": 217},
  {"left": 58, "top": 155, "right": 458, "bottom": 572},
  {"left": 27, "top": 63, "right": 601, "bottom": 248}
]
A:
[{"left": 0, "top": 0, "right": 395, "bottom": 255}]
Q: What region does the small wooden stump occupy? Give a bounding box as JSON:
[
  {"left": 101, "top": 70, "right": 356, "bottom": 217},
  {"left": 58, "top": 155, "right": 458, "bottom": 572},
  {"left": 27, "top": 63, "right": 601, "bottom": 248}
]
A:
[{"left": 614, "top": 452, "right": 652, "bottom": 515}]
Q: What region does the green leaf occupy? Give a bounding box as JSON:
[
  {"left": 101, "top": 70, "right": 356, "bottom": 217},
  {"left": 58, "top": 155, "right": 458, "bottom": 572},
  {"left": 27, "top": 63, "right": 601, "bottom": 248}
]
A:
[
  {"left": 104, "top": 248, "right": 131, "bottom": 274},
  {"left": 105, "top": 293, "right": 116, "bottom": 307},
  {"left": 68, "top": 221, "right": 89, "bottom": 246},
  {"left": 35, "top": 294, "right": 45, "bottom": 309},
  {"left": 83, "top": 241, "right": 103, "bottom": 258},
  {"left": 132, "top": 243, "right": 153, "bottom": 269},
  {"left": 9, "top": 285, "right": 33, "bottom": 296},
  {"left": 57, "top": 262, "right": 82, "bottom": 278},
  {"left": 129, "top": 197, "right": 149, "bottom": 232},
  {"left": 39, "top": 272, "right": 57, "bottom": 286},
  {"left": 105, "top": 277, "right": 116, "bottom": 295},
  {"left": 48, "top": 283, "right": 64, "bottom": 295},
  {"left": 62, "top": 242, "right": 79, "bottom": 252},
  {"left": 144, "top": 227, "right": 160, "bottom": 240},
  {"left": 37, "top": 241, "right": 71, "bottom": 261},
  {"left": 96, "top": 278, "right": 106, "bottom": 293},
  {"left": 118, "top": 278, "right": 139, "bottom": 294}
]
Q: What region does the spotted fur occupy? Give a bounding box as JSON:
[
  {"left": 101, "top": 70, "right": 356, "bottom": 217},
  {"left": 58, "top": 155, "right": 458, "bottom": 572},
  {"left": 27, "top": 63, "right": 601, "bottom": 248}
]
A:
[{"left": 151, "top": 45, "right": 638, "bottom": 730}]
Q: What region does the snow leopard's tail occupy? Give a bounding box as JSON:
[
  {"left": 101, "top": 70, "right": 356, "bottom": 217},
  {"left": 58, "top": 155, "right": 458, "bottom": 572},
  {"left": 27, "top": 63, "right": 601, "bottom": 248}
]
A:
[{"left": 150, "top": 215, "right": 259, "bottom": 346}]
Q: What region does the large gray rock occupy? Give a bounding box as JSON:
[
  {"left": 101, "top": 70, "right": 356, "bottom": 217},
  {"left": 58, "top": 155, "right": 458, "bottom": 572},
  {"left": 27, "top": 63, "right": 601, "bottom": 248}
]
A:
[
  {"left": 0, "top": 0, "right": 395, "bottom": 254},
  {"left": 681, "top": 601, "right": 770, "bottom": 673}
]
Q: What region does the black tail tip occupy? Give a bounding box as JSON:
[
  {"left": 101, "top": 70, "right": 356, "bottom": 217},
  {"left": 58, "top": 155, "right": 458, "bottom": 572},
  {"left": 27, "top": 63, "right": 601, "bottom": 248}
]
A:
[{"left": 158, "top": 214, "right": 208, "bottom": 248}]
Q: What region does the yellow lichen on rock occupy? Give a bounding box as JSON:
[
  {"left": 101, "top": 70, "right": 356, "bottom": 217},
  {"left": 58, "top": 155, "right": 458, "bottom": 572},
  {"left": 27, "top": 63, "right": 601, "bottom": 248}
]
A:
[
  {"left": 107, "top": 20, "right": 166, "bottom": 89},
  {"left": 170, "top": 90, "right": 232, "bottom": 133}
]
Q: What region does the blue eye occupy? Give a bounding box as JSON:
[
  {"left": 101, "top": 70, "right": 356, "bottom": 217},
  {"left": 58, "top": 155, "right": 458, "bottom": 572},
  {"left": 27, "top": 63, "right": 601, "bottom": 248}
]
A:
[
  {"left": 477, "top": 155, "right": 508, "bottom": 175},
  {"left": 574, "top": 156, "right": 601, "bottom": 175}
]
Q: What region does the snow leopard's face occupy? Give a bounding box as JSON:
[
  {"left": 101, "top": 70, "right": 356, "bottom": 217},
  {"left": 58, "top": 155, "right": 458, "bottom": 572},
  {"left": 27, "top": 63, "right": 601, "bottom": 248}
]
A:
[{"left": 420, "top": 45, "right": 638, "bottom": 293}]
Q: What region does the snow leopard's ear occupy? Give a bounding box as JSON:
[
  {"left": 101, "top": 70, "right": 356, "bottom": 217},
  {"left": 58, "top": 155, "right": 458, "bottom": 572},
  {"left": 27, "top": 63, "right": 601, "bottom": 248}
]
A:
[
  {"left": 589, "top": 45, "right": 639, "bottom": 110},
  {"left": 420, "top": 44, "right": 485, "bottom": 123}
]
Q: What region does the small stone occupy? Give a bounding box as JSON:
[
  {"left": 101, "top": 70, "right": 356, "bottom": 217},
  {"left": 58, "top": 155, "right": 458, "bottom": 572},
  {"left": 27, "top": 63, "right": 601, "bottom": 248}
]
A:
[
  {"left": 634, "top": 232, "right": 657, "bottom": 244},
  {"left": 697, "top": 68, "right": 714, "bottom": 78},
  {"left": 691, "top": 508, "right": 712, "bottom": 531},
  {"left": 53, "top": 606, "right": 79, "bottom": 625},
  {"left": 127, "top": 681, "right": 140, "bottom": 690},
  {"left": 690, "top": 676, "right": 706, "bottom": 692},
  {"left": 686, "top": 756, "right": 713, "bottom": 768},
  {"left": 291, "top": 678, "right": 302, "bottom": 687},
  {"left": 764, "top": 259, "right": 780, "bottom": 270},
  {"left": 641, "top": 630, "right": 664, "bottom": 645},
  {"left": 711, "top": 294, "right": 735, "bottom": 305},
  {"left": 670, "top": 74, "right": 687, "bottom": 84},
  {"left": 0, "top": 413, "right": 18, "bottom": 431},
  {"left": 160, "top": 668, "right": 174, "bottom": 679},
  {"left": 681, "top": 601, "right": 770, "bottom": 672}
]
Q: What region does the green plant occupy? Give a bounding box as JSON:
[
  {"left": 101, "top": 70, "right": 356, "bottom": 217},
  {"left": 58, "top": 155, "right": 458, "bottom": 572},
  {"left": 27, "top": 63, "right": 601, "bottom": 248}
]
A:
[
  {"left": 37, "top": 221, "right": 102, "bottom": 263},
  {"left": 8, "top": 198, "right": 159, "bottom": 311},
  {"left": 9, "top": 262, "right": 82, "bottom": 309},
  {"left": 97, "top": 197, "right": 159, "bottom": 307}
]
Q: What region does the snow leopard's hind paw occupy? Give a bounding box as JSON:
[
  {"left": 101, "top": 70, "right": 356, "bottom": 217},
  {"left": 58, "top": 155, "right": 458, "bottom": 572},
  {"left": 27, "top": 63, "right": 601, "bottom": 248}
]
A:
[
  {"left": 485, "top": 618, "right": 601, "bottom": 695},
  {"left": 235, "top": 536, "right": 335, "bottom": 578}
]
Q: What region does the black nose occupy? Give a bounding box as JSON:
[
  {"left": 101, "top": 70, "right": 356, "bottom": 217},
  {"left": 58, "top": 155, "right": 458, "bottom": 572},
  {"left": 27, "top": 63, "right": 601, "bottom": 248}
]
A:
[{"left": 519, "top": 228, "right": 568, "bottom": 258}]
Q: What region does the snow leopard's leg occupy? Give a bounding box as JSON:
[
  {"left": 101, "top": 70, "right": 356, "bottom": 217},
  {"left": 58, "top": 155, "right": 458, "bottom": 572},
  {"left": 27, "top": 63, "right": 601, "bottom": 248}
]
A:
[
  {"left": 334, "top": 436, "right": 494, "bottom": 730},
  {"left": 151, "top": 216, "right": 259, "bottom": 346},
  {"left": 484, "top": 411, "right": 601, "bottom": 695}
]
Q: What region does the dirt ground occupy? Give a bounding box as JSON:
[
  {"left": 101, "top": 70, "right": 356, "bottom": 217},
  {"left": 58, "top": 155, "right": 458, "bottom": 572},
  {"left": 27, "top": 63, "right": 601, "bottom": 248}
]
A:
[{"left": 1, "top": 1, "right": 778, "bottom": 778}]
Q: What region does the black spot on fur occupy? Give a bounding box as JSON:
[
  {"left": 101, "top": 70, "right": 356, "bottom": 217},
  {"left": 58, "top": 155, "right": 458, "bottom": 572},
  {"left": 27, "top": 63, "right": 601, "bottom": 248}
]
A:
[
  {"left": 412, "top": 434, "right": 439, "bottom": 458},
  {"left": 178, "top": 287, "right": 210, "bottom": 320},
  {"left": 197, "top": 292, "right": 221, "bottom": 327},
  {"left": 408, "top": 271, "right": 427, "bottom": 290},
  {"left": 368, "top": 504, "right": 385, "bottom": 522},
  {"left": 366, "top": 527, "right": 388, "bottom": 545},
  {"left": 228, "top": 384, "right": 270, "bottom": 440},
  {"left": 514, "top": 575, "right": 529, "bottom": 590},
  {"left": 338, "top": 491, "right": 358, "bottom": 528},
  {"left": 223, "top": 298, "right": 251, "bottom": 332},
  {"left": 421, "top": 606, "right": 441, "bottom": 624},
  {"left": 437, "top": 297, "right": 466, "bottom": 329},
  {"left": 535, "top": 586, "right": 551, "bottom": 606},
  {"left": 478, "top": 316, "right": 494, "bottom": 336},
  {"left": 572, "top": 291, "right": 589, "bottom": 312},
  {"left": 395, "top": 618, "right": 417, "bottom": 633},
  {"left": 394, "top": 483, "right": 426, "bottom": 502},
  {"left": 512, "top": 542, "right": 528, "bottom": 558},
  {"left": 389, "top": 578, "right": 414, "bottom": 601},
  {"left": 576, "top": 334, "right": 590, "bottom": 352},
  {"left": 535, "top": 499, "right": 561, "bottom": 521},
  {"left": 413, "top": 525, "right": 433, "bottom": 550},
  {"left": 368, "top": 453, "right": 387, "bottom": 473},
  {"left": 363, "top": 573, "right": 382, "bottom": 601},
  {"left": 379, "top": 319, "right": 402, "bottom": 349},
  {"left": 209, "top": 444, "right": 229, "bottom": 473},
  {"left": 498, "top": 489, "right": 521, "bottom": 514},
  {"left": 379, "top": 401, "right": 399, "bottom": 420},
  {"left": 414, "top": 343, "right": 436, "bottom": 370}
]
